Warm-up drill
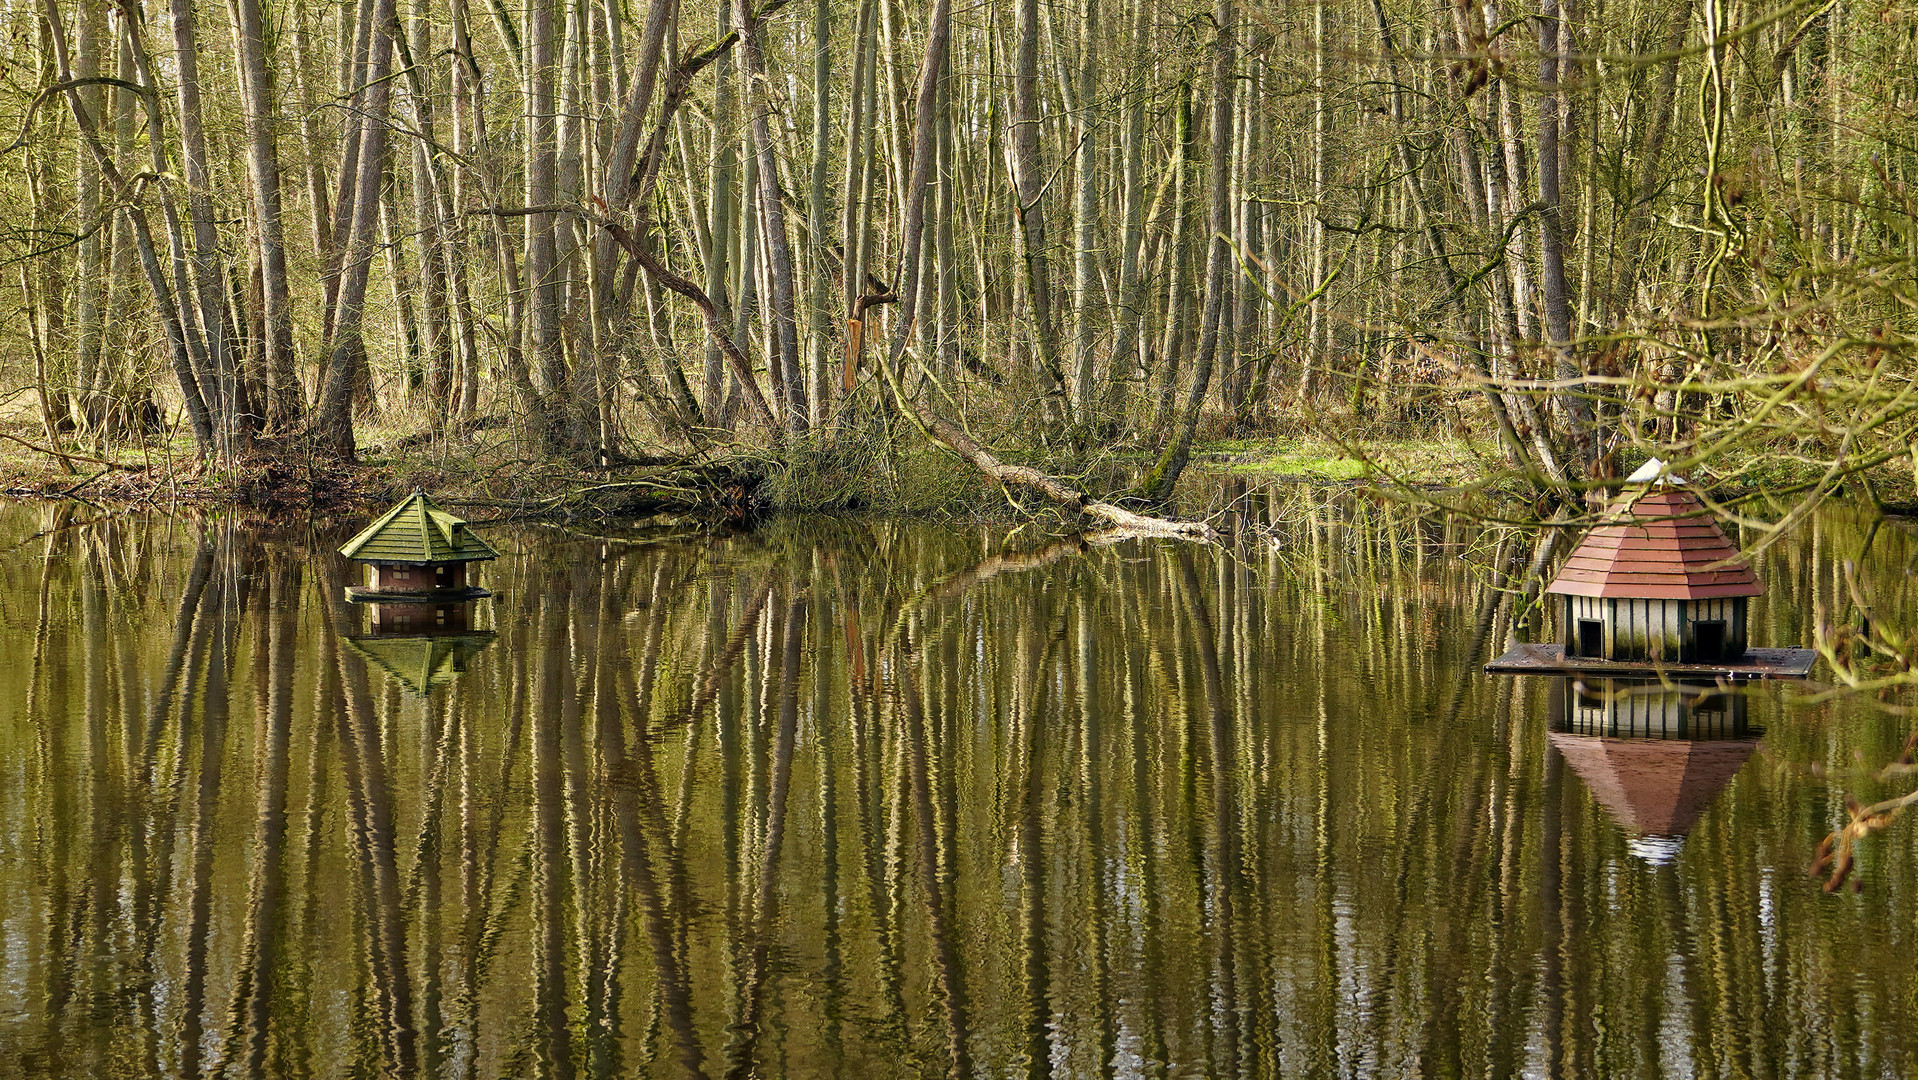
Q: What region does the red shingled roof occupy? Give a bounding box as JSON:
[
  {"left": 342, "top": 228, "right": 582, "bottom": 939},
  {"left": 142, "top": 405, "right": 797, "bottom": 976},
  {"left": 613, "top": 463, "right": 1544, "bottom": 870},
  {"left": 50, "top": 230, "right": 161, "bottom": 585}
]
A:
[{"left": 1546, "top": 487, "right": 1762, "bottom": 599}]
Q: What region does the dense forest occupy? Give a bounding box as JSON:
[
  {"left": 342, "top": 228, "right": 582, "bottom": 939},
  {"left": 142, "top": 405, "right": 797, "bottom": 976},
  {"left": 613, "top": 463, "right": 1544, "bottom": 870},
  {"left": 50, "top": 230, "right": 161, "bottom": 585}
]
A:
[{"left": 0, "top": 0, "right": 1913, "bottom": 504}]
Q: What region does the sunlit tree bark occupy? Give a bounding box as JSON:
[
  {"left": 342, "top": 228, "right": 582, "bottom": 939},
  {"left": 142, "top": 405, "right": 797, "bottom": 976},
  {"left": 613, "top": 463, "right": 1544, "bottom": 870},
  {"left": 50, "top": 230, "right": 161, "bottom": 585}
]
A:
[
  {"left": 1137, "top": 0, "right": 1235, "bottom": 503},
  {"left": 231, "top": 0, "right": 302, "bottom": 428},
  {"left": 312, "top": 0, "right": 399, "bottom": 457}
]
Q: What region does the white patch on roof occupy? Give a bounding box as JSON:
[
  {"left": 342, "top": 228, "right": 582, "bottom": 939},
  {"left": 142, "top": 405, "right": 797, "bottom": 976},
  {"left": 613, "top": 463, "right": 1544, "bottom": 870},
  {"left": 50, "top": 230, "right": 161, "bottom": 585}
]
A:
[{"left": 1626, "top": 457, "right": 1685, "bottom": 486}]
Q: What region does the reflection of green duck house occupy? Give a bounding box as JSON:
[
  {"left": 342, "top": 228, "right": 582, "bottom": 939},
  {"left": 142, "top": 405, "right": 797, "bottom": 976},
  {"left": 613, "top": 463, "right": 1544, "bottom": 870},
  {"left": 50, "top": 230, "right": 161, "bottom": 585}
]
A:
[
  {"left": 1487, "top": 459, "right": 1815, "bottom": 679},
  {"left": 340, "top": 490, "right": 499, "bottom": 602},
  {"left": 345, "top": 632, "right": 498, "bottom": 695}
]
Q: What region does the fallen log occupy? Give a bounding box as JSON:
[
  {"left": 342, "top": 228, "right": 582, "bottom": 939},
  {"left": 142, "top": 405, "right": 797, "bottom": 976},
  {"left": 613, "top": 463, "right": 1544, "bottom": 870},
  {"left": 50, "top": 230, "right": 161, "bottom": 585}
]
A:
[{"left": 874, "top": 353, "right": 1214, "bottom": 540}]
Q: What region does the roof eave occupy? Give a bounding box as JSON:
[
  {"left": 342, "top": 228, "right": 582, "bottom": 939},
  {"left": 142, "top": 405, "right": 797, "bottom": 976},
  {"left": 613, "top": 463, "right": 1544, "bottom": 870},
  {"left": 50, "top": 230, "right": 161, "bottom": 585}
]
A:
[
  {"left": 339, "top": 491, "right": 498, "bottom": 564},
  {"left": 350, "top": 554, "right": 498, "bottom": 566},
  {"left": 1545, "top": 579, "right": 1765, "bottom": 599}
]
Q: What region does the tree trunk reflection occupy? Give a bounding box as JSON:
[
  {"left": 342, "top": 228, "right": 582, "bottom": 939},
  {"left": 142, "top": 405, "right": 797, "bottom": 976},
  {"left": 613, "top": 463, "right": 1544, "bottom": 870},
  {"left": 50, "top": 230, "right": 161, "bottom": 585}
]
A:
[{"left": 1, "top": 504, "right": 1914, "bottom": 1078}]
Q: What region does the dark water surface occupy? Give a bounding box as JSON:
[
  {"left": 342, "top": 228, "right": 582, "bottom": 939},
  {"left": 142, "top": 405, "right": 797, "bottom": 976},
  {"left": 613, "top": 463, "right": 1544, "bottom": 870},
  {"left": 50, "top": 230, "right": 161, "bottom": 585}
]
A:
[{"left": 2, "top": 495, "right": 1916, "bottom": 1079}]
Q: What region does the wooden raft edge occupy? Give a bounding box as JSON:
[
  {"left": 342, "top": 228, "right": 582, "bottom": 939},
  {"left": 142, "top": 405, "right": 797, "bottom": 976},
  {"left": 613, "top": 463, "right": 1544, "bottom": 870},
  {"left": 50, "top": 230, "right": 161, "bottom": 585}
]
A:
[{"left": 1484, "top": 642, "right": 1816, "bottom": 680}]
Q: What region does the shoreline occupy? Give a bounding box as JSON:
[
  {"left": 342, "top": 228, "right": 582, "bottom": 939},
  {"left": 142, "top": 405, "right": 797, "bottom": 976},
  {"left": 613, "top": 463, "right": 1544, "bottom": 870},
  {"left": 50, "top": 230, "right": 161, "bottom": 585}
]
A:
[{"left": 1, "top": 430, "right": 1912, "bottom": 525}]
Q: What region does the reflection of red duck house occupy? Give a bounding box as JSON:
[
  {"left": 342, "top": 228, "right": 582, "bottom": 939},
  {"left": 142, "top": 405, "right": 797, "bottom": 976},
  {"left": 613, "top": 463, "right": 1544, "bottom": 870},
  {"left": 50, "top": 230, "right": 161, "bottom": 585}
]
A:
[
  {"left": 1551, "top": 736, "right": 1757, "bottom": 835},
  {"left": 1547, "top": 677, "right": 1762, "bottom": 864},
  {"left": 341, "top": 491, "right": 498, "bottom": 604},
  {"left": 1487, "top": 459, "right": 1814, "bottom": 680}
]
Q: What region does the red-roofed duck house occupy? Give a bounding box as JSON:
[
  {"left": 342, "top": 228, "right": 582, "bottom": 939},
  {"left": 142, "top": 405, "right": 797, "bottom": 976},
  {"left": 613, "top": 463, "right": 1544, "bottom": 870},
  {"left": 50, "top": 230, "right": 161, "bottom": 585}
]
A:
[
  {"left": 1484, "top": 459, "right": 1815, "bottom": 679},
  {"left": 1547, "top": 483, "right": 1761, "bottom": 663}
]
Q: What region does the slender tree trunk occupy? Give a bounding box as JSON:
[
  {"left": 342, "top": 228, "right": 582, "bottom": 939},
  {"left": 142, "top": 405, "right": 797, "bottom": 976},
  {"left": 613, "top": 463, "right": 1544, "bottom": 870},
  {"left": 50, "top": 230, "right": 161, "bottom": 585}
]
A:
[
  {"left": 733, "top": 133, "right": 760, "bottom": 425},
  {"left": 1100, "top": 0, "right": 1151, "bottom": 428},
  {"left": 1485, "top": 14, "right": 1539, "bottom": 350},
  {"left": 876, "top": 0, "right": 910, "bottom": 222},
  {"left": 381, "top": 176, "right": 422, "bottom": 394},
  {"left": 231, "top": 259, "right": 267, "bottom": 421},
  {"left": 806, "top": 0, "right": 833, "bottom": 414},
  {"left": 840, "top": 0, "right": 874, "bottom": 319},
  {"left": 838, "top": 0, "right": 877, "bottom": 396},
  {"left": 460, "top": 0, "right": 540, "bottom": 412},
  {"left": 449, "top": 0, "right": 484, "bottom": 419},
  {"left": 737, "top": 0, "right": 807, "bottom": 433},
  {"left": 1007, "top": 0, "right": 1070, "bottom": 428},
  {"left": 555, "top": 0, "right": 587, "bottom": 360},
  {"left": 884, "top": 0, "right": 954, "bottom": 388},
  {"left": 321, "top": 0, "right": 373, "bottom": 347},
  {"left": 232, "top": 0, "right": 303, "bottom": 427},
  {"left": 168, "top": 0, "right": 243, "bottom": 453},
  {"left": 703, "top": 0, "right": 740, "bottom": 419},
  {"left": 1302, "top": 0, "right": 1329, "bottom": 399},
  {"left": 933, "top": 66, "right": 958, "bottom": 379},
  {"left": 524, "top": 0, "right": 569, "bottom": 449},
  {"left": 1069, "top": 0, "right": 1100, "bottom": 418},
  {"left": 1536, "top": 0, "right": 1594, "bottom": 475},
  {"left": 21, "top": 44, "right": 70, "bottom": 460},
  {"left": 395, "top": 0, "right": 456, "bottom": 425},
  {"left": 70, "top": 0, "right": 105, "bottom": 433},
  {"left": 104, "top": 19, "right": 145, "bottom": 432},
  {"left": 294, "top": 5, "right": 333, "bottom": 279},
  {"left": 312, "top": 0, "right": 400, "bottom": 457},
  {"left": 1228, "top": 49, "right": 1265, "bottom": 422},
  {"left": 1152, "top": 81, "right": 1195, "bottom": 442},
  {"left": 1137, "top": 0, "right": 1234, "bottom": 503}
]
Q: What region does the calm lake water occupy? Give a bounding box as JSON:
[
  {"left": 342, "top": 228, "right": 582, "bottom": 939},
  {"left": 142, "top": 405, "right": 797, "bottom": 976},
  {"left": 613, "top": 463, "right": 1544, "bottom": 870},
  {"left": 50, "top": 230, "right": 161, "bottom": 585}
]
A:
[{"left": 1, "top": 492, "right": 1916, "bottom": 1079}]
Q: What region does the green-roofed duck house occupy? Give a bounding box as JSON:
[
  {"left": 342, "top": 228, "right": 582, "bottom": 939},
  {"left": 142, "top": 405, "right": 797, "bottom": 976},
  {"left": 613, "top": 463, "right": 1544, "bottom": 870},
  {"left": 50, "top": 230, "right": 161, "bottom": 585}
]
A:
[{"left": 341, "top": 491, "right": 499, "bottom": 604}]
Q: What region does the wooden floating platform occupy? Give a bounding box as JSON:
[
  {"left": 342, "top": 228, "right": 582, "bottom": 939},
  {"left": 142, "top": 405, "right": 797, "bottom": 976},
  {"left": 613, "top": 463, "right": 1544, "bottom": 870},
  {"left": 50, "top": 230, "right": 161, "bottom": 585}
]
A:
[
  {"left": 344, "top": 585, "right": 493, "bottom": 604},
  {"left": 1484, "top": 642, "right": 1816, "bottom": 680}
]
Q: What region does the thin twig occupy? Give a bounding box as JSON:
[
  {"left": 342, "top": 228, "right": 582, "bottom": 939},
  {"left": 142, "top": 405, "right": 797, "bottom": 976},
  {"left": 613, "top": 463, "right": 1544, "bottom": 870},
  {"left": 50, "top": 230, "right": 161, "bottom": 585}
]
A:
[{"left": 0, "top": 431, "right": 147, "bottom": 472}]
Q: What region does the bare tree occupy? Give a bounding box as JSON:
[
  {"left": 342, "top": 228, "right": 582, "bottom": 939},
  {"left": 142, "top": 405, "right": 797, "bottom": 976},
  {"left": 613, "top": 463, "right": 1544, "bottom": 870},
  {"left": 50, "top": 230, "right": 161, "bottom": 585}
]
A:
[
  {"left": 231, "top": 0, "right": 302, "bottom": 428},
  {"left": 1136, "top": 0, "right": 1235, "bottom": 503},
  {"left": 312, "top": 0, "right": 399, "bottom": 457}
]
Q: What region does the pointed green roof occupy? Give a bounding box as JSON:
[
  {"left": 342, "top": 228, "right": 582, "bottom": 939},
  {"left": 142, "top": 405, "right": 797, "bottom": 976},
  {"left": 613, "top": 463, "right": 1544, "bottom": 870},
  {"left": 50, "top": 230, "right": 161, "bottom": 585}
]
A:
[
  {"left": 339, "top": 491, "right": 499, "bottom": 564},
  {"left": 345, "top": 632, "right": 498, "bottom": 695}
]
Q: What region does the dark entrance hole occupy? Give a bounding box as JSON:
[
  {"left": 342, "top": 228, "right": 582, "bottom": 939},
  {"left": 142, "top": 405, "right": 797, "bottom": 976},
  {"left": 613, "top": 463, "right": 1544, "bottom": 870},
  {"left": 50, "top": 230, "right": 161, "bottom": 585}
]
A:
[
  {"left": 1693, "top": 620, "right": 1728, "bottom": 660},
  {"left": 1577, "top": 619, "right": 1604, "bottom": 657}
]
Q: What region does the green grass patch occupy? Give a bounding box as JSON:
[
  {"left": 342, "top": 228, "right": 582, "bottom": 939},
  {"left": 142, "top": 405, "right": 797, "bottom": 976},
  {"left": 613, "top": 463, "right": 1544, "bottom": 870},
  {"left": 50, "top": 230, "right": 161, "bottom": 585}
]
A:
[
  {"left": 1232, "top": 450, "right": 1369, "bottom": 479},
  {"left": 1201, "top": 434, "right": 1490, "bottom": 487}
]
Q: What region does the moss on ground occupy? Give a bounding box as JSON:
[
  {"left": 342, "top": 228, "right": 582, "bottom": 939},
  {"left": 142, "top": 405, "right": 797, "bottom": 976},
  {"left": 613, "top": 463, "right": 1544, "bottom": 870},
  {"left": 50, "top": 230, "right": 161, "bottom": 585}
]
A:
[
  {"left": 1198, "top": 434, "right": 1491, "bottom": 487},
  {"left": 1195, "top": 434, "right": 1918, "bottom": 512}
]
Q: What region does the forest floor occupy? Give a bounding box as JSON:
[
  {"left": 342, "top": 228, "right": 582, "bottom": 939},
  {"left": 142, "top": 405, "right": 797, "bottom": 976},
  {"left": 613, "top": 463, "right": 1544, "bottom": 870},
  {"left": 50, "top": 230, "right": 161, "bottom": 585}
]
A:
[
  {"left": 0, "top": 415, "right": 1911, "bottom": 522},
  {"left": 0, "top": 415, "right": 1497, "bottom": 513}
]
